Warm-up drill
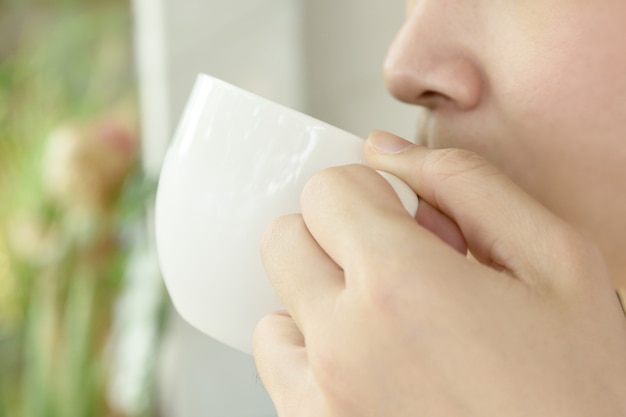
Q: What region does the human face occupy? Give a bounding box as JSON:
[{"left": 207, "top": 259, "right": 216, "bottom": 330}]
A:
[{"left": 384, "top": 0, "right": 626, "bottom": 283}]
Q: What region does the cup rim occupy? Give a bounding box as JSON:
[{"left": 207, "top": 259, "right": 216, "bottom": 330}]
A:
[{"left": 196, "top": 73, "right": 360, "bottom": 139}]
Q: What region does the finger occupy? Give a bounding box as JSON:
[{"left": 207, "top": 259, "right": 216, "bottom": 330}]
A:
[
  {"left": 300, "top": 163, "right": 465, "bottom": 287},
  {"left": 415, "top": 199, "right": 467, "bottom": 255},
  {"left": 254, "top": 311, "right": 309, "bottom": 415},
  {"left": 364, "top": 131, "right": 573, "bottom": 282},
  {"left": 261, "top": 214, "right": 343, "bottom": 335}
]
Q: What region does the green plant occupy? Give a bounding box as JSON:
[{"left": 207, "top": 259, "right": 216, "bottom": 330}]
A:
[{"left": 0, "top": 3, "right": 162, "bottom": 416}]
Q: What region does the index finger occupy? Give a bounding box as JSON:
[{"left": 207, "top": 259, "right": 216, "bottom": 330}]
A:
[
  {"left": 261, "top": 214, "right": 344, "bottom": 336},
  {"left": 300, "top": 164, "right": 467, "bottom": 289}
]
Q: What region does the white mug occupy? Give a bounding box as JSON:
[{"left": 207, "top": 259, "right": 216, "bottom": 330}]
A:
[{"left": 155, "top": 74, "right": 418, "bottom": 354}]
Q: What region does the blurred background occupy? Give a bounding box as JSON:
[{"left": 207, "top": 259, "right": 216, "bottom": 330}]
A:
[{"left": 1, "top": 0, "right": 417, "bottom": 416}]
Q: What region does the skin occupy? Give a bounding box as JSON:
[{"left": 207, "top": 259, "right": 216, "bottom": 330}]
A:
[
  {"left": 385, "top": 0, "right": 626, "bottom": 283},
  {"left": 254, "top": 0, "right": 626, "bottom": 415}
]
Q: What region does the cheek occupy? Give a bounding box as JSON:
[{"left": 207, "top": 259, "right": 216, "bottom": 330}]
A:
[
  {"left": 476, "top": 2, "right": 626, "bottom": 228},
  {"left": 485, "top": 2, "right": 626, "bottom": 170}
]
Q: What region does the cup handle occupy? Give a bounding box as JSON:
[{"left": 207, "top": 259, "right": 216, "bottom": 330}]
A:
[{"left": 376, "top": 171, "right": 419, "bottom": 217}]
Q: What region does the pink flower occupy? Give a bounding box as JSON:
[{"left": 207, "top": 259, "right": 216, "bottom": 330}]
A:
[{"left": 41, "top": 114, "right": 139, "bottom": 216}]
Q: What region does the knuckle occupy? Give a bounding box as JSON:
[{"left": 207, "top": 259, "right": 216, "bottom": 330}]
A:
[
  {"left": 260, "top": 214, "right": 303, "bottom": 259},
  {"left": 308, "top": 341, "right": 355, "bottom": 411},
  {"left": 422, "top": 148, "right": 497, "bottom": 183},
  {"left": 300, "top": 168, "right": 336, "bottom": 211},
  {"left": 253, "top": 311, "right": 296, "bottom": 357},
  {"left": 362, "top": 279, "right": 399, "bottom": 316},
  {"left": 253, "top": 314, "right": 273, "bottom": 348},
  {"left": 357, "top": 262, "right": 448, "bottom": 322},
  {"left": 309, "top": 348, "right": 337, "bottom": 389},
  {"left": 301, "top": 164, "right": 368, "bottom": 207},
  {"left": 252, "top": 313, "right": 280, "bottom": 359},
  {"left": 357, "top": 268, "right": 416, "bottom": 320}
]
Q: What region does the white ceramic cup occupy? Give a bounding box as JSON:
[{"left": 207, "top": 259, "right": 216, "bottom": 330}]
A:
[{"left": 155, "top": 74, "right": 418, "bottom": 354}]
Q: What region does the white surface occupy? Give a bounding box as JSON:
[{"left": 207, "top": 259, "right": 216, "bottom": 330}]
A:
[
  {"left": 135, "top": 0, "right": 300, "bottom": 415},
  {"left": 132, "top": 0, "right": 172, "bottom": 179},
  {"left": 302, "top": 1, "right": 418, "bottom": 139},
  {"left": 108, "top": 227, "right": 165, "bottom": 415},
  {"left": 158, "top": 311, "right": 275, "bottom": 417},
  {"left": 155, "top": 75, "right": 418, "bottom": 354},
  {"left": 134, "top": 0, "right": 420, "bottom": 416}
]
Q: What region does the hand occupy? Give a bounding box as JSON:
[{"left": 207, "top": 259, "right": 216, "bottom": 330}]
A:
[{"left": 254, "top": 131, "right": 626, "bottom": 417}]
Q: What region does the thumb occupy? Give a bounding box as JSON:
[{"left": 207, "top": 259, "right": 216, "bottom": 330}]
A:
[{"left": 364, "top": 131, "right": 574, "bottom": 284}]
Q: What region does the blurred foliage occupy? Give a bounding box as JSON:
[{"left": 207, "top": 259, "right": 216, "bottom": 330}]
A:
[{"left": 0, "top": 1, "right": 161, "bottom": 416}]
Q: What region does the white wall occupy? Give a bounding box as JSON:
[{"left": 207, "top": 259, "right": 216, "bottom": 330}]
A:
[
  {"left": 302, "top": 1, "right": 417, "bottom": 138},
  {"left": 133, "top": 1, "right": 418, "bottom": 416}
]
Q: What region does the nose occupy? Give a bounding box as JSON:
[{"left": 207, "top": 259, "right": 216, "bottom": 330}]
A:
[{"left": 384, "top": 3, "right": 484, "bottom": 111}]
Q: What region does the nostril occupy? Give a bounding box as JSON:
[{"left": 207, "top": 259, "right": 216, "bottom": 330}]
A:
[
  {"left": 421, "top": 91, "right": 439, "bottom": 99},
  {"left": 384, "top": 69, "right": 433, "bottom": 106},
  {"left": 384, "top": 41, "right": 484, "bottom": 111},
  {"left": 417, "top": 90, "right": 449, "bottom": 109},
  {"left": 384, "top": 67, "right": 450, "bottom": 109}
]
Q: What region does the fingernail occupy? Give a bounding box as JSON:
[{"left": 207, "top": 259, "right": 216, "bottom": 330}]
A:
[{"left": 369, "top": 131, "right": 413, "bottom": 154}]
